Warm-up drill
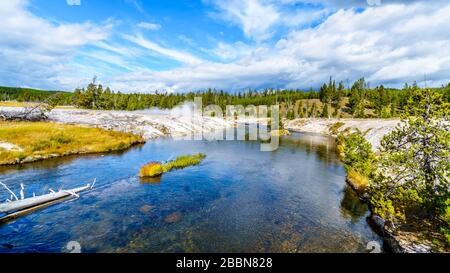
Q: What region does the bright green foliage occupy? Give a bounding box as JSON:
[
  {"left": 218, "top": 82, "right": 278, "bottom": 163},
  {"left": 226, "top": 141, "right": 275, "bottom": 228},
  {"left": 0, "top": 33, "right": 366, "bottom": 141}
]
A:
[
  {"left": 162, "top": 153, "right": 206, "bottom": 173},
  {"left": 371, "top": 188, "right": 422, "bottom": 224},
  {"left": 321, "top": 103, "right": 329, "bottom": 118},
  {"left": 377, "top": 89, "right": 449, "bottom": 209},
  {"left": 349, "top": 78, "right": 366, "bottom": 117},
  {"left": 286, "top": 108, "right": 295, "bottom": 120},
  {"left": 339, "top": 130, "right": 376, "bottom": 178},
  {"left": 371, "top": 88, "right": 450, "bottom": 227}
]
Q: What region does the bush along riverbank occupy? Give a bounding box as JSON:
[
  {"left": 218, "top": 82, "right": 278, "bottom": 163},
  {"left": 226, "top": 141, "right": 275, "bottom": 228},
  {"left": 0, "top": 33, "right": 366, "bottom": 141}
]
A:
[{"left": 336, "top": 88, "right": 450, "bottom": 253}]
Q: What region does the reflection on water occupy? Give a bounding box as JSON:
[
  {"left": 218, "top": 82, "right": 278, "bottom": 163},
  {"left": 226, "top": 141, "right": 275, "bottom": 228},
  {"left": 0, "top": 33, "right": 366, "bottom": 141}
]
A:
[
  {"left": 0, "top": 132, "right": 382, "bottom": 253},
  {"left": 340, "top": 186, "right": 369, "bottom": 223}
]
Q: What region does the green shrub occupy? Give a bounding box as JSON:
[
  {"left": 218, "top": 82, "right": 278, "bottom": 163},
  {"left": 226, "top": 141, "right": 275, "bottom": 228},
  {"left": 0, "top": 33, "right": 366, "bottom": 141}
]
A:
[
  {"left": 339, "top": 131, "right": 375, "bottom": 178},
  {"left": 329, "top": 122, "right": 345, "bottom": 135},
  {"left": 371, "top": 188, "right": 422, "bottom": 224}
]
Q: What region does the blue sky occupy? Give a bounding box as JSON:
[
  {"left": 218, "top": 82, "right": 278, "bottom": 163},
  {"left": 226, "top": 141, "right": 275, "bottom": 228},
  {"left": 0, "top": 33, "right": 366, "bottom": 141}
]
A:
[{"left": 0, "top": 0, "right": 449, "bottom": 93}]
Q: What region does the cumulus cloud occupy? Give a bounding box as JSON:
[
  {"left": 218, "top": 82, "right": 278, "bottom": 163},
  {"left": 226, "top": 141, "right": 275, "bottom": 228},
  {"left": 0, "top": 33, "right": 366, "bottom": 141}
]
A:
[
  {"left": 1, "top": 0, "right": 449, "bottom": 93},
  {"left": 0, "top": 0, "right": 111, "bottom": 89},
  {"left": 108, "top": 1, "right": 450, "bottom": 92},
  {"left": 208, "top": 0, "right": 281, "bottom": 41}
]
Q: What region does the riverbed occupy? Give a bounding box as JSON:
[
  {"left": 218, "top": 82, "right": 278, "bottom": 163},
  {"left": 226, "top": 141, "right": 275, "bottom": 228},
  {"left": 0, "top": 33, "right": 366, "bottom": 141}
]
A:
[{"left": 0, "top": 132, "right": 382, "bottom": 253}]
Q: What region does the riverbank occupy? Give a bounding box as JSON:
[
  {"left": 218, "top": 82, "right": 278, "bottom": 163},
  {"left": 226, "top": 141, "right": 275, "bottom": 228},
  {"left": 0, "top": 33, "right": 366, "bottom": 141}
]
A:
[
  {"left": 285, "top": 118, "right": 400, "bottom": 151},
  {"left": 0, "top": 107, "right": 233, "bottom": 140},
  {"left": 284, "top": 118, "right": 448, "bottom": 253},
  {"left": 0, "top": 121, "right": 145, "bottom": 165},
  {"left": 332, "top": 124, "right": 448, "bottom": 253}
]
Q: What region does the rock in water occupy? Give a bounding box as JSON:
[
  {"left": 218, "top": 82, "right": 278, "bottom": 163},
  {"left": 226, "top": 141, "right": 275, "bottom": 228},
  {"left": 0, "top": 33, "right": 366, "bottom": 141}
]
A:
[
  {"left": 369, "top": 215, "right": 386, "bottom": 236},
  {"left": 139, "top": 205, "right": 155, "bottom": 214},
  {"left": 165, "top": 212, "right": 182, "bottom": 223}
]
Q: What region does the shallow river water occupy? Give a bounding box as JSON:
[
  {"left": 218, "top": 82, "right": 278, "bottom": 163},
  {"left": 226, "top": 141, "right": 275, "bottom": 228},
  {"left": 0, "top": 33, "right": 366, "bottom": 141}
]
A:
[{"left": 0, "top": 132, "right": 382, "bottom": 253}]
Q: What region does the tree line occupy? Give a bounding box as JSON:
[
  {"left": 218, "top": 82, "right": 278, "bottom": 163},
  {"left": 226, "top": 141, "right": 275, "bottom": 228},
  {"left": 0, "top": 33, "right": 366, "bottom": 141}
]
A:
[{"left": 2, "top": 79, "right": 449, "bottom": 118}]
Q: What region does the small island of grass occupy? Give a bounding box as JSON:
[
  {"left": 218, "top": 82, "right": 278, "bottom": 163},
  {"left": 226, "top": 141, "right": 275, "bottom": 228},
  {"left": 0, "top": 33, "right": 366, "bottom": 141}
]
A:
[
  {"left": 139, "top": 153, "right": 206, "bottom": 177},
  {"left": 0, "top": 121, "right": 145, "bottom": 165}
]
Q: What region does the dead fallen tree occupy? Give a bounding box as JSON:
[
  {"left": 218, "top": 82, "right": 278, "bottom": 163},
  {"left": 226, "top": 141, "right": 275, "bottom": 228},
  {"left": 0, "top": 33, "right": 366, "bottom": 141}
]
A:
[
  {"left": 0, "top": 93, "right": 64, "bottom": 121},
  {"left": 0, "top": 180, "right": 95, "bottom": 223}
]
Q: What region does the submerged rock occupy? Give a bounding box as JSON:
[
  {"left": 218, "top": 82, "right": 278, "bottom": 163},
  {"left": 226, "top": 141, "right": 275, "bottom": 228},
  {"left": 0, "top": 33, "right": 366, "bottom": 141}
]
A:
[
  {"left": 139, "top": 205, "right": 155, "bottom": 214},
  {"left": 164, "top": 212, "right": 182, "bottom": 224}
]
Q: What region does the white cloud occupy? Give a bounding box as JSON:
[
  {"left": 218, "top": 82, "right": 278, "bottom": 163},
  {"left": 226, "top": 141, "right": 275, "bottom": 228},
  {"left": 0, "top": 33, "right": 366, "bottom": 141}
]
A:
[
  {"left": 0, "top": 0, "right": 112, "bottom": 89},
  {"left": 209, "top": 0, "right": 280, "bottom": 41},
  {"left": 1, "top": 0, "right": 450, "bottom": 93},
  {"left": 124, "top": 34, "right": 203, "bottom": 65},
  {"left": 109, "top": 2, "right": 450, "bottom": 92},
  {"left": 137, "top": 22, "right": 161, "bottom": 30},
  {"left": 211, "top": 41, "right": 264, "bottom": 61}
]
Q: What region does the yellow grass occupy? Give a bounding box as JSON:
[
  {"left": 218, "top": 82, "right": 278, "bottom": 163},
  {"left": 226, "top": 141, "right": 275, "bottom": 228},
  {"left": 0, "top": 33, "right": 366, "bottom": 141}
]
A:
[
  {"left": 139, "top": 153, "right": 206, "bottom": 177},
  {"left": 0, "top": 101, "right": 76, "bottom": 109},
  {"left": 0, "top": 121, "right": 144, "bottom": 165},
  {"left": 0, "top": 101, "right": 38, "bottom": 107},
  {"left": 346, "top": 168, "right": 369, "bottom": 193},
  {"left": 139, "top": 162, "right": 164, "bottom": 177},
  {"left": 270, "top": 129, "right": 291, "bottom": 136}
]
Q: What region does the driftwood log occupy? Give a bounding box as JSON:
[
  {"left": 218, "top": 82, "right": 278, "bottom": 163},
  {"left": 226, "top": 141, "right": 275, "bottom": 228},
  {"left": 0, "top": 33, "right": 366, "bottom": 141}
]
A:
[{"left": 0, "top": 184, "right": 91, "bottom": 214}]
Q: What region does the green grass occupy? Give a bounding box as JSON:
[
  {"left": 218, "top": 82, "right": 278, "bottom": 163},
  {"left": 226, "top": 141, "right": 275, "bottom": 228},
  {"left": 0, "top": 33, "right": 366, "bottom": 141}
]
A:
[
  {"left": 139, "top": 153, "right": 206, "bottom": 177},
  {"left": 0, "top": 121, "right": 144, "bottom": 165}
]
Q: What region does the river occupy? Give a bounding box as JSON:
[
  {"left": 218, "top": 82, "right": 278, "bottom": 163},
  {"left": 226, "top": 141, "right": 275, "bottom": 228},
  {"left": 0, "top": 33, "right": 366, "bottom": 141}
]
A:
[{"left": 0, "top": 132, "right": 382, "bottom": 253}]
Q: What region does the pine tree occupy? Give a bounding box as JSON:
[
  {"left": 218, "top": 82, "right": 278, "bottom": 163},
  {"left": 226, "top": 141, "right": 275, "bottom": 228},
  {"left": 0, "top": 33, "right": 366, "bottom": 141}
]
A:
[
  {"left": 321, "top": 103, "right": 329, "bottom": 118},
  {"left": 376, "top": 88, "right": 450, "bottom": 212}
]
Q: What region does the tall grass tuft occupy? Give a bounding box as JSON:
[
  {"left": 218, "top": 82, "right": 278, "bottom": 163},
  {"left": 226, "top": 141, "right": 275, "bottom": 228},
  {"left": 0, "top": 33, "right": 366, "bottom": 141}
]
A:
[
  {"left": 346, "top": 168, "right": 369, "bottom": 193},
  {"left": 139, "top": 153, "right": 206, "bottom": 177},
  {"left": 139, "top": 162, "right": 164, "bottom": 177}
]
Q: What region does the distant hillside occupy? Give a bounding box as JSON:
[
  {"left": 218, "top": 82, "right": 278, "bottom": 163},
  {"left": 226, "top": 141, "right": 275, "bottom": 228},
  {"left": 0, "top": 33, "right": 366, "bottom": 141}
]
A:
[{"left": 0, "top": 86, "right": 73, "bottom": 104}]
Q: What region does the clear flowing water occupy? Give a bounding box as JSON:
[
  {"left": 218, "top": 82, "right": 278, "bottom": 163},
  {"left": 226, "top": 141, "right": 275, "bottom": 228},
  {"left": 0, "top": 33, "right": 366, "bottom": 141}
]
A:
[{"left": 0, "top": 132, "right": 382, "bottom": 253}]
